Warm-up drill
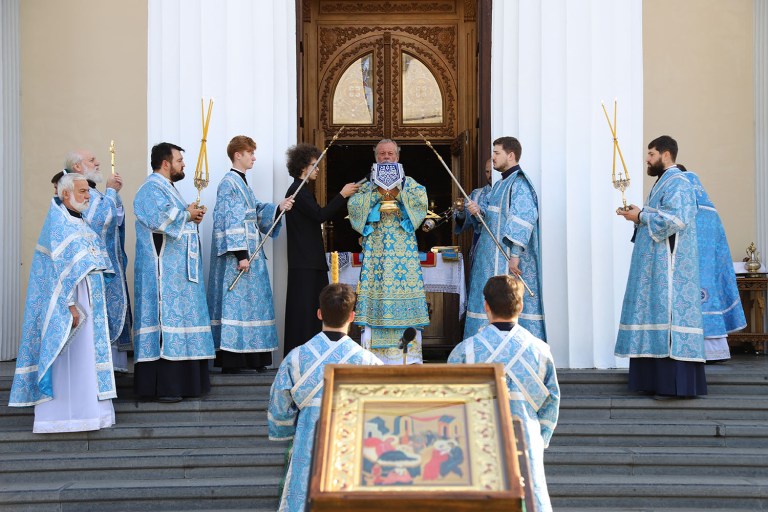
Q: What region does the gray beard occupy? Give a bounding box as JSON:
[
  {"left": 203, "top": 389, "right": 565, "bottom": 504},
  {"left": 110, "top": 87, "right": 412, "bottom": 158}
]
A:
[{"left": 85, "top": 169, "right": 103, "bottom": 183}]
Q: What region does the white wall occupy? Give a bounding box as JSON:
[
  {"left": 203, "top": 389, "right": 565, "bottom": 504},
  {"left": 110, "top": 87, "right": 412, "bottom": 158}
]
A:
[
  {"left": 0, "top": 0, "right": 21, "bottom": 360},
  {"left": 148, "top": 0, "right": 297, "bottom": 360},
  {"left": 492, "top": 0, "right": 644, "bottom": 368}
]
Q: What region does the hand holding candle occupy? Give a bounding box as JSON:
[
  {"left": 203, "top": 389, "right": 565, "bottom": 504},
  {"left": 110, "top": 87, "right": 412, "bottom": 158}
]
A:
[{"left": 109, "top": 139, "right": 116, "bottom": 175}]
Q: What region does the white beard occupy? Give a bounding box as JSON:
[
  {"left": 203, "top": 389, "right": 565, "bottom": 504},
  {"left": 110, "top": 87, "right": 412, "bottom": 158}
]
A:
[
  {"left": 70, "top": 196, "right": 90, "bottom": 213},
  {"left": 85, "top": 168, "right": 103, "bottom": 183}
]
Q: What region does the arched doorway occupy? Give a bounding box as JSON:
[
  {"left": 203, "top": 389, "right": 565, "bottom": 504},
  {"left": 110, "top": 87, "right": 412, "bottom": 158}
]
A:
[{"left": 298, "top": 0, "right": 490, "bottom": 351}]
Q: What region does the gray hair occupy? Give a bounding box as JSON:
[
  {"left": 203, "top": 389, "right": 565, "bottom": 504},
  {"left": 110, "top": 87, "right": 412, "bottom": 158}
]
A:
[
  {"left": 373, "top": 139, "right": 400, "bottom": 155},
  {"left": 64, "top": 151, "right": 84, "bottom": 171},
  {"left": 57, "top": 173, "right": 88, "bottom": 201}
]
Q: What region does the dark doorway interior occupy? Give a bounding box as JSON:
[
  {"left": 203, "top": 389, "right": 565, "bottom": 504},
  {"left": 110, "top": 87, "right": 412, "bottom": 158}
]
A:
[{"left": 325, "top": 142, "right": 454, "bottom": 253}]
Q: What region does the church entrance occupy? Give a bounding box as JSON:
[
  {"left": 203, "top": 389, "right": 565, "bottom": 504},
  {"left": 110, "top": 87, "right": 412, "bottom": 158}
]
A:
[{"left": 298, "top": 0, "right": 491, "bottom": 353}]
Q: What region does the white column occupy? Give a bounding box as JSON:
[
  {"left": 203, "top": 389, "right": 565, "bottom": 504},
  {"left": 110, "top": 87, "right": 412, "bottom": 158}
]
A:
[
  {"left": 756, "top": 0, "right": 768, "bottom": 255},
  {"left": 148, "top": 0, "right": 297, "bottom": 362},
  {"left": 492, "top": 0, "right": 643, "bottom": 368},
  {"left": 0, "top": 0, "right": 22, "bottom": 361}
]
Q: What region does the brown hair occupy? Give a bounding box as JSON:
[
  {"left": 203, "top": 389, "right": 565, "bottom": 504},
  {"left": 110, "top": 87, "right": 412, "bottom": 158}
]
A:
[
  {"left": 493, "top": 136, "right": 522, "bottom": 163},
  {"left": 227, "top": 135, "right": 256, "bottom": 162},
  {"left": 483, "top": 275, "right": 524, "bottom": 319},
  {"left": 319, "top": 283, "right": 357, "bottom": 328}
]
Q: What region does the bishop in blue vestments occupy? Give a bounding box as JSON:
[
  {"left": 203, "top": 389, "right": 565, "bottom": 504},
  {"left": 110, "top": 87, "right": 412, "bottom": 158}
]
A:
[{"left": 347, "top": 140, "right": 430, "bottom": 364}]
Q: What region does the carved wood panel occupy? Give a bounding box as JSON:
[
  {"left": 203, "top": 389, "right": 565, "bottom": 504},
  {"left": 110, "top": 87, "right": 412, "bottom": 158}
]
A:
[
  {"left": 319, "top": 1, "right": 456, "bottom": 15},
  {"left": 318, "top": 26, "right": 458, "bottom": 141}
]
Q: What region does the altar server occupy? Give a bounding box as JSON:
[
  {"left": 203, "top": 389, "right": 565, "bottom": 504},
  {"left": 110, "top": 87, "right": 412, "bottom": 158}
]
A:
[
  {"left": 449, "top": 275, "right": 559, "bottom": 512},
  {"left": 615, "top": 136, "right": 706, "bottom": 398},
  {"left": 269, "top": 284, "right": 382, "bottom": 512},
  {"left": 133, "top": 142, "right": 214, "bottom": 401},
  {"left": 61, "top": 149, "right": 132, "bottom": 372},
  {"left": 207, "top": 135, "right": 293, "bottom": 373},
  {"left": 464, "top": 137, "right": 546, "bottom": 340},
  {"left": 680, "top": 166, "right": 746, "bottom": 361},
  {"left": 9, "top": 173, "right": 116, "bottom": 433}
]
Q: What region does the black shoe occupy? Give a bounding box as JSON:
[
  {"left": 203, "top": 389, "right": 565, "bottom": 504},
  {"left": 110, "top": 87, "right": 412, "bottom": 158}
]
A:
[
  {"left": 653, "top": 394, "right": 675, "bottom": 401},
  {"left": 255, "top": 366, "right": 268, "bottom": 373},
  {"left": 221, "top": 368, "right": 242, "bottom": 375},
  {"left": 156, "top": 396, "right": 183, "bottom": 403}
]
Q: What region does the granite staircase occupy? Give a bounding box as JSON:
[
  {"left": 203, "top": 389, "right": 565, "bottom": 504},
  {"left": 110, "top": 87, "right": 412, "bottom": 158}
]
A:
[
  {"left": 549, "top": 356, "right": 768, "bottom": 511},
  {"left": 0, "top": 356, "right": 766, "bottom": 511},
  {"left": 0, "top": 371, "right": 286, "bottom": 512}
]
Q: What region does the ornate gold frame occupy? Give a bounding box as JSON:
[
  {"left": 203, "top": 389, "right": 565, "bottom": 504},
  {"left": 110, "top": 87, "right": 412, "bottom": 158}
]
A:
[{"left": 309, "top": 364, "right": 528, "bottom": 511}]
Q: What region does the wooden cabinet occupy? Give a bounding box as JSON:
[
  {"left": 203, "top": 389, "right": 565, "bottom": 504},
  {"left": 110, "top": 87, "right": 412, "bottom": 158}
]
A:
[{"left": 729, "top": 276, "right": 768, "bottom": 354}]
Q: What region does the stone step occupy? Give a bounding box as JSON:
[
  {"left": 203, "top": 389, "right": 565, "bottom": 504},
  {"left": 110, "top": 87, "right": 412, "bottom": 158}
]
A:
[
  {"left": 548, "top": 474, "right": 768, "bottom": 509},
  {"left": 551, "top": 418, "right": 768, "bottom": 447},
  {"left": 559, "top": 395, "right": 768, "bottom": 421},
  {"left": 545, "top": 445, "right": 768, "bottom": 477},
  {"left": 0, "top": 397, "right": 271, "bottom": 428},
  {"left": 0, "top": 446, "right": 286, "bottom": 483},
  {"left": 0, "top": 477, "right": 282, "bottom": 512},
  {"left": 556, "top": 369, "right": 768, "bottom": 396},
  {"left": 0, "top": 372, "right": 276, "bottom": 401},
  {"left": 0, "top": 421, "right": 287, "bottom": 454}
]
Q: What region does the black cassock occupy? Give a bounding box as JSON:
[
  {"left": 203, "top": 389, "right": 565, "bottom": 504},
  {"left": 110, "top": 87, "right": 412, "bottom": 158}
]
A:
[{"left": 283, "top": 178, "right": 348, "bottom": 356}]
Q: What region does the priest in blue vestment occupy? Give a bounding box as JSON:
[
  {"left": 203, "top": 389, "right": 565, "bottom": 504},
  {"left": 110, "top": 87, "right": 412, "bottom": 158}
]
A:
[
  {"left": 9, "top": 173, "right": 116, "bottom": 433},
  {"left": 133, "top": 143, "right": 215, "bottom": 401},
  {"left": 56, "top": 149, "right": 133, "bottom": 373},
  {"left": 347, "top": 139, "right": 430, "bottom": 364},
  {"left": 449, "top": 275, "right": 559, "bottom": 512},
  {"left": 207, "top": 135, "right": 294, "bottom": 373},
  {"left": 453, "top": 158, "right": 492, "bottom": 268},
  {"left": 678, "top": 166, "right": 746, "bottom": 361},
  {"left": 464, "top": 137, "right": 546, "bottom": 340},
  {"left": 615, "top": 136, "right": 707, "bottom": 397},
  {"left": 269, "top": 284, "right": 382, "bottom": 512}
]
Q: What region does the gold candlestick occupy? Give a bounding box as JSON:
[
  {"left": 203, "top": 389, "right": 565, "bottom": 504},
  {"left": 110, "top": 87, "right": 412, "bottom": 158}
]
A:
[
  {"left": 109, "top": 140, "right": 116, "bottom": 175},
  {"left": 194, "top": 98, "right": 214, "bottom": 209},
  {"left": 601, "top": 100, "right": 631, "bottom": 211},
  {"left": 331, "top": 251, "right": 339, "bottom": 284}
]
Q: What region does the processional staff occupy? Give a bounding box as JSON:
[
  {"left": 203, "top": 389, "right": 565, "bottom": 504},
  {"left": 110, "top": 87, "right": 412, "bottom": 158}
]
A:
[
  {"left": 228, "top": 126, "right": 346, "bottom": 292},
  {"left": 418, "top": 133, "right": 534, "bottom": 297}
]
